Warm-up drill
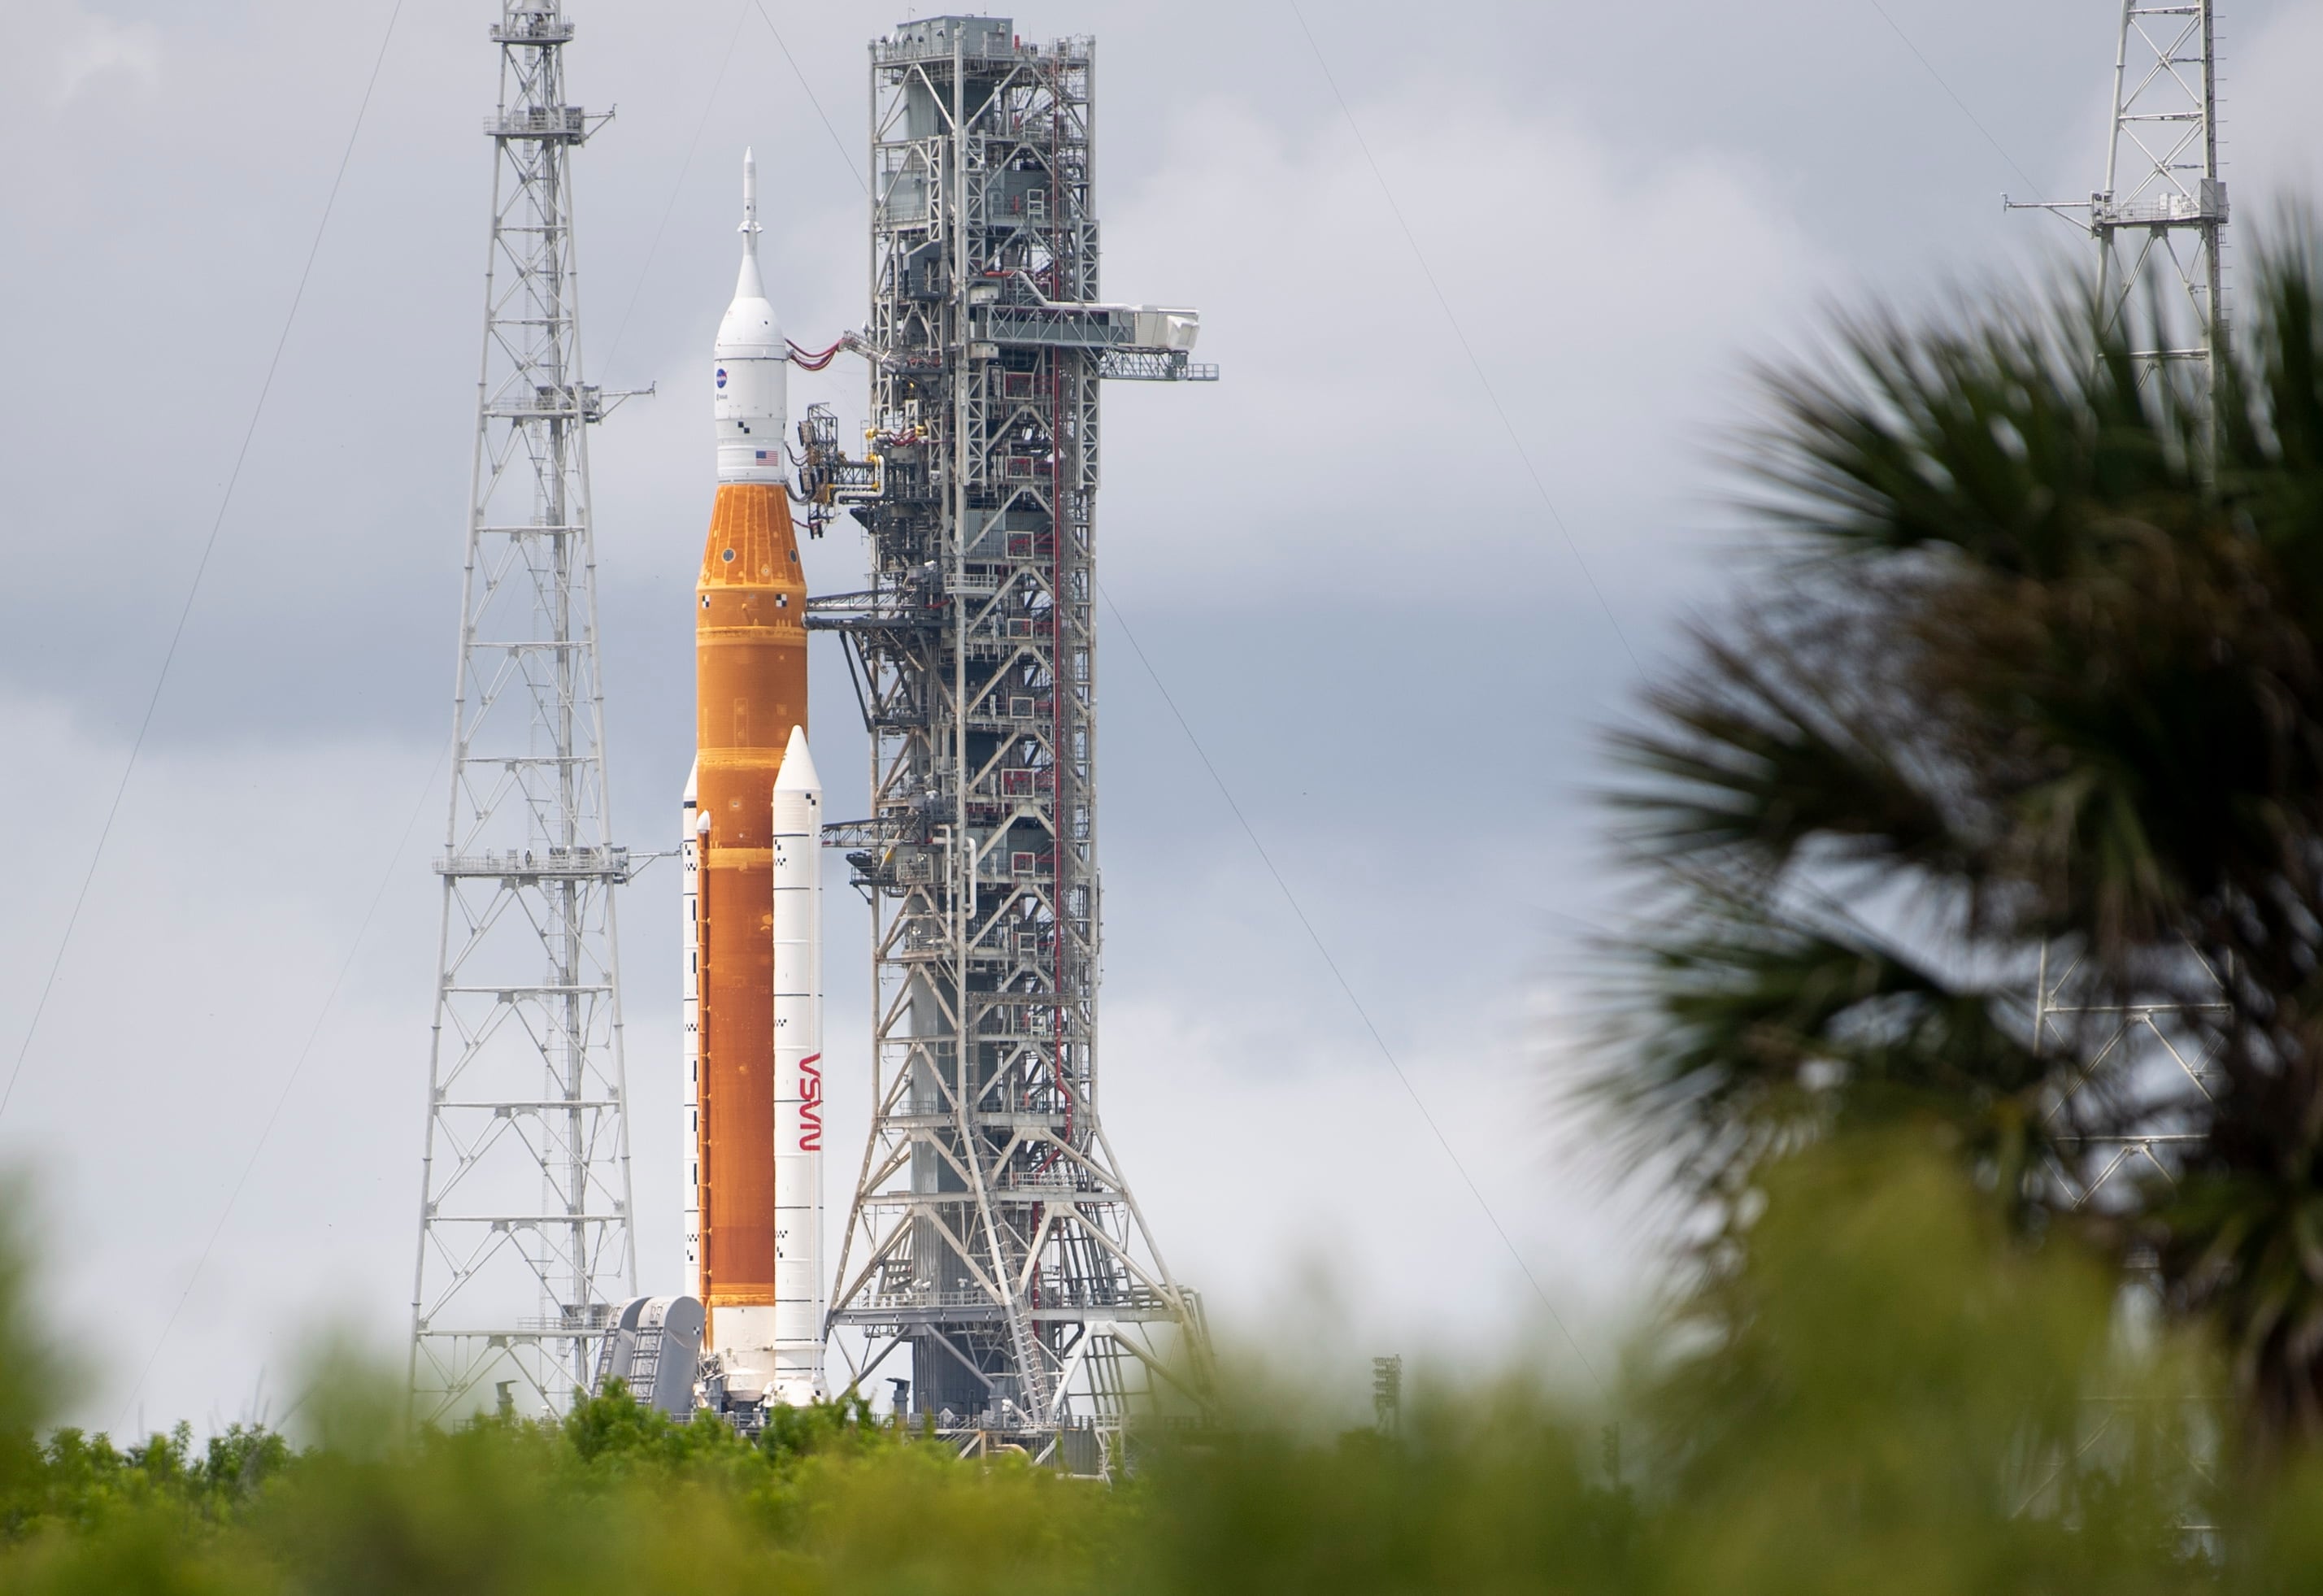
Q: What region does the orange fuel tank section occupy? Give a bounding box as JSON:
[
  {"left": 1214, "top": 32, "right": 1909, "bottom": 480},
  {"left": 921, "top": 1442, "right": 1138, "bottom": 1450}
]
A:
[{"left": 694, "top": 479, "right": 807, "bottom": 1333}]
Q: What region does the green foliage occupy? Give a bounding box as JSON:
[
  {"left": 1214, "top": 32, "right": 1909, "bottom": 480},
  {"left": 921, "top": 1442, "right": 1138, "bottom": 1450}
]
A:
[
  {"left": 1129, "top": 1394, "right": 1630, "bottom": 1596},
  {"left": 0, "top": 1135, "right": 2259, "bottom": 1593},
  {"left": 14, "top": 1423, "right": 289, "bottom": 1533},
  {"left": 1644, "top": 1137, "right": 2207, "bottom": 1596}
]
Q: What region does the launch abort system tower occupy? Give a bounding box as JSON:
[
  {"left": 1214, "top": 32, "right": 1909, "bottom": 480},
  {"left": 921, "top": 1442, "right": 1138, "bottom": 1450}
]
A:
[
  {"left": 814, "top": 17, "right": 1214, "bottom": 1463},
  {"left": 409, "top": 0, "right": 639, "bottom": 1420}
]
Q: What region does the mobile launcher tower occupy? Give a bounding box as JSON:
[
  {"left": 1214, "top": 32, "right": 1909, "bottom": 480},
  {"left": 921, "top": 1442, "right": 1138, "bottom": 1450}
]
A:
[{"left": 810, "top": 16, "right": 1217, "bottom": 1468}]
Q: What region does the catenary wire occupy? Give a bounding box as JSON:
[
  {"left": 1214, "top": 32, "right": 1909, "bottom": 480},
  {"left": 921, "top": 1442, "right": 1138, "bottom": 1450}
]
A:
[
  {"left": 744, "top": 12, "right": 1616, "bottom": 1400},
  {"left": 1099, "top": 583, "right": 1612, "bottom": 1401},
  {"left": 120, "top": 0, "right": 746, "bottom": 1402},
  {"left": 1279, "top": 0, "right": 1639, "bottom": 1394},
  {"left": 1281, "top": 0, "right": 1640, "bottom": 677},
  {"left": 1247, "top": 0, "right": 2073, "bottom": 1405},
  {"left": 783, "top": 0, "right": 2029, "bottom": 1411},
  {"left": 598, "top": 0, "right": 755, "bottom": 383},
  {"left": 115, "top": 0, "right": 757, "bottom": 1411},
  {"left": 0, "top": 0, "right": 407, "bottom": 1128},
  {"left": 115, "top": 737, "right": 452, "bottom": 1431},
  {"left": 1861, "top": 0, "right": 2042, "bottom": 191},
  {"left": 755, "top": 2, "right": 868, "bottom": 193},
  {"left": 124, "top": 0, "right": 852, "bottom": 1422}
]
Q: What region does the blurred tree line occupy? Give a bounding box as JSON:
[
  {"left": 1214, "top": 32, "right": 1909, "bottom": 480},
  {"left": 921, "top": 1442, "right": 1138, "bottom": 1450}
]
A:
[{"left": 20, "top": 241, "right": 2323, "bottom": 1591}]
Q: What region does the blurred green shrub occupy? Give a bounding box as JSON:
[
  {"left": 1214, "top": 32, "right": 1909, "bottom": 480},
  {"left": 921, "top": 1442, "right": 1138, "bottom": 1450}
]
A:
[{"left": 0, "top": 1131, "right": 2256, "bottom": 1594}]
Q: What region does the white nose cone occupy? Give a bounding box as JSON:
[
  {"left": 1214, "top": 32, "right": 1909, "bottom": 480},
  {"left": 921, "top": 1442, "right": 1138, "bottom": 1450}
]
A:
[
  {"left": 716, "top": 146, "right": 788, "bottom": 485},
  {"left": 773, "top": 721, "right": 820, "bottom": 797}
]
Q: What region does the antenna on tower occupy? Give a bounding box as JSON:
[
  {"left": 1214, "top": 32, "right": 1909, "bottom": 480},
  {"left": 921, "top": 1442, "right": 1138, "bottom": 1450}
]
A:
[
  {"left": 2008, "top": 2, "right": 2227, "bottom": 394},
  {"left": 408, "top": 0, "right": 643, "bottom": 1421}
]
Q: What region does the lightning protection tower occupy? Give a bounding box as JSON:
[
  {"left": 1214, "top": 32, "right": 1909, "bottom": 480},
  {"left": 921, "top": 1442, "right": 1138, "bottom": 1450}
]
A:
[
  {"left": 2002, "top": 13, "right": 2233, "bottom": 1522},
  {"left": 813, "top": 15, "right": 1216, "bottom": 1472},
  {"left": 2014, "top": 2, "right": 2226, "bottom": 389},
  {"left": 410, "top": 0, "right": 639, "bottom": 1421},
  {"left": 2010, "top": 4, "right": 2231, "bottom": 1220}
]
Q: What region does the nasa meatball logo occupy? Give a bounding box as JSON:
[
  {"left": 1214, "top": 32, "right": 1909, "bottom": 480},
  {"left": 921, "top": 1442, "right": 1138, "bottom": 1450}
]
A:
[{"left": 715, "top": 367, "right": 728, "bottom": 389}]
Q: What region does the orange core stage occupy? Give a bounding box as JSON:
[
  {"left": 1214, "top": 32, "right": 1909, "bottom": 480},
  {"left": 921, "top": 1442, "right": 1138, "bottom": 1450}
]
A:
[{"left": 694, "top": 481, "right": 807, "bottom": 1330}]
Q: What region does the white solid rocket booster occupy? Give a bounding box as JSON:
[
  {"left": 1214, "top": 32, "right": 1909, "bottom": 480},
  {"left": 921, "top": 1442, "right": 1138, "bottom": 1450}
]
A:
[{"left": 770, "top": 723, "right": 825, "bottom": 1404}]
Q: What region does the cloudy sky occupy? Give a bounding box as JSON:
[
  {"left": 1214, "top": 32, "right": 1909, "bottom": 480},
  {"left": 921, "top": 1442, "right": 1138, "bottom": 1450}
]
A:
[{"left": 3, "top": 0, "right": 2321, "bottom": 1433}]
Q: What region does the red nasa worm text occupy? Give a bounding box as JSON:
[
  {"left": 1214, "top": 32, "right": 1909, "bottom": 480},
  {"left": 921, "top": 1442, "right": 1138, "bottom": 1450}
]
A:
[{"left": 798, "top": 1053, "right": 823, "bottom": 1151}]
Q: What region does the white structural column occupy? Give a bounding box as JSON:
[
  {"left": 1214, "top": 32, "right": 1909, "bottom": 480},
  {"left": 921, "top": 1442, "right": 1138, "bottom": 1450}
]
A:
[
  {"left": 772, "top": 724, "right": 826, "bottom": 1404},
  {"left": 681, "top": 761, "right": 703, "bottom": 1289}
]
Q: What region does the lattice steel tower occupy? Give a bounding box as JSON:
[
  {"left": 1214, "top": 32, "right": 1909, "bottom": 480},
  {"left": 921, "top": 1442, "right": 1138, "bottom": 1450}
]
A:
[
  {"left": 410, "top": 0, "right": 638, "bottom": 1421},
  {"left": 2013, "top": 3, "right": 2232, "bottom": 1218},
  {"left": 1988, "top": 11, "right": 2234, "bottom": 1527},
  {"left": 2015, "top": 2, "right": 2227, "bottom": 386},
  {"left": 813, "top": 16, "right": 1215, "bottom": 1464}
]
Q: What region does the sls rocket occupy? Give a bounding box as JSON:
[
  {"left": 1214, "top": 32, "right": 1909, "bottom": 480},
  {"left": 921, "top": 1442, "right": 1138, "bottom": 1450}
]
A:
[{"left": 681, "top": 148, "right": 823, "bottom": 1411}]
